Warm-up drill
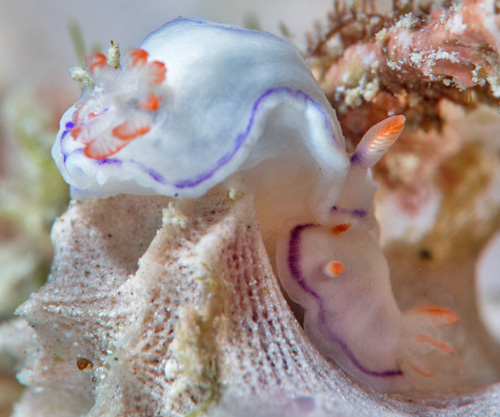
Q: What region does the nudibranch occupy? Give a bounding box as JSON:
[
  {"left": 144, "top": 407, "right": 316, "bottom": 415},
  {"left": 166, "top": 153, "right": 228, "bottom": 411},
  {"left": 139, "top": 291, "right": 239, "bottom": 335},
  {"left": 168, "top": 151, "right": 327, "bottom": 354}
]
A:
[{"left": 52, "top": 18, "right": 458, "bottom": 392}]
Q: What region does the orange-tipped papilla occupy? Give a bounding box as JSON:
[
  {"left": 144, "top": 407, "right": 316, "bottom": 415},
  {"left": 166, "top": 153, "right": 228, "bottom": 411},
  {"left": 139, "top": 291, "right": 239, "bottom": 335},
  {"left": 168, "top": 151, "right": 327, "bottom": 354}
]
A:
[{"left": 350, "top": 115, "right": 406, "bottom": 168}]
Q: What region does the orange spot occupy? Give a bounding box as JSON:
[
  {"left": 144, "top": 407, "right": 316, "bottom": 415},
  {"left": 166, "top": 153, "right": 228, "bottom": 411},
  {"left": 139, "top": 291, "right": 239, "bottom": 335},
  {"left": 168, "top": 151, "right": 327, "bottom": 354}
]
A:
[
  {"left": 415, "top": 334, "right": 454, "bottom": 355},
  {"left": 88, "top": 53, "right": 107, "bottom": 74},
  {"left": 147, "top": 61, "right": 167, "bottom": 85},
  {"left": 324, "top": 261, "right": 344, "bottom": 277},
  {"left": 88, "top": 112, "right": 99, "bottom": 119},
  {"left": 76, "top": 357, "right": 93, "bottom": 371},
  {"left": 331, "top": 223, "right": 351, "bottom": 235},
  {"left": 129, "top": 48, "right": 149, "bottom": 67},
  {"left": 409, "top": 304, "right": 459, "bottom": 328},
  {"left": 112, "top": 119, "right": 151, "bottom": 141},
  {"left": 138, "top": 93, "right": 162, "bottom": 111}
]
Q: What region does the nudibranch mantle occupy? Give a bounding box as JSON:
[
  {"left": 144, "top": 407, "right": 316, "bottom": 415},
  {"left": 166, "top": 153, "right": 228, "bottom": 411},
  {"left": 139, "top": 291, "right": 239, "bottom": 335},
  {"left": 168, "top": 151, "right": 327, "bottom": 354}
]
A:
[
  {"left": 53, "top": 18, "right": 348, "bottom": 222},
  {"left": 53, "top": 18, "right": 459, "bottom": 393}
]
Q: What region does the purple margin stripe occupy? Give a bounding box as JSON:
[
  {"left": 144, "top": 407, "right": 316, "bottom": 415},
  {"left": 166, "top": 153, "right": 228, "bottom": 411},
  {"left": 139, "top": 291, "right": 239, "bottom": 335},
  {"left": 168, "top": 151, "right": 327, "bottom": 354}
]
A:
[
  {"left": 287, "top": 223, "right": 403, "bottom": 378},
  {"left": 60, "top": 87, "right": 338, "bottom": 191},
  {"left": 172, "top": 86, "right": 337, "bottom": 189}
]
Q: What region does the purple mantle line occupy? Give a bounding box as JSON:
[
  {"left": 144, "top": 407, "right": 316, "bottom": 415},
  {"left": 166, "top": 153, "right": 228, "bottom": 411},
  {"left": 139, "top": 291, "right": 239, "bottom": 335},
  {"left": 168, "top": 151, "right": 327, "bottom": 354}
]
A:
[
  {"left": 61, "top": 87, "right": 339, "bottom": 192},
  {"left": 287, "top": 223, "right": 403, "bottom": 379},
  {"left": 173, "top": 86, "right": 338, "bottom": 189},
  {"left": 331, "top": 205, "right": 368, "bottom": 218}
]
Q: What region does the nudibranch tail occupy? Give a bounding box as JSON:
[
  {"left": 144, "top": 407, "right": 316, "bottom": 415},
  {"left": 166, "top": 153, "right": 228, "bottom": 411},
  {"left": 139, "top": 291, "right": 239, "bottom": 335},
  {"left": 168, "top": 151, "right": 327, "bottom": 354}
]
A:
[{"left": 350, "top": 115, "right": 406, "bottom": 168}]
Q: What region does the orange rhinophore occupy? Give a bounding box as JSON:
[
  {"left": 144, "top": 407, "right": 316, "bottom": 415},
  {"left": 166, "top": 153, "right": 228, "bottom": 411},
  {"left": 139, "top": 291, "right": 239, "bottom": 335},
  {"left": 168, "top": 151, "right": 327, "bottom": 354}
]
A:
[
  {"left": 351, "top": 115, "right": 406, "bottom": 168},
  {"left": 375, "top": 115, "right": 406, "bottom": 142}
]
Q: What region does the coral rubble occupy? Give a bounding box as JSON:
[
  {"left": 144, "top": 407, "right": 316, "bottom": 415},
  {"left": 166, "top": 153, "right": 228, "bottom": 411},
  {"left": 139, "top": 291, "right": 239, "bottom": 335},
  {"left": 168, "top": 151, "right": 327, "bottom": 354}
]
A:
[
  {"left": 0, "top": 192, "right": 498, "bottom": 416},
  {"left": 306, "top": 0, "right": 500, "bottom": 144}
]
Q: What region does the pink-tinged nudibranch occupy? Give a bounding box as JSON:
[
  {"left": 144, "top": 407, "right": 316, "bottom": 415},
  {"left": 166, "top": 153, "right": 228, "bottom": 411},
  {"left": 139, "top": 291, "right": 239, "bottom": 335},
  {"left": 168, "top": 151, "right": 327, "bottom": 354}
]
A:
[{"left": 52, "top": 18, "right": 458, "bottom": 392}]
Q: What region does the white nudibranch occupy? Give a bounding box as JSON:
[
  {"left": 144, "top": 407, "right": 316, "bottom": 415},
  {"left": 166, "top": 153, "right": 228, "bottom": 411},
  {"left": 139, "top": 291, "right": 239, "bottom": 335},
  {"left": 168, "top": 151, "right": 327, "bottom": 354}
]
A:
[
  {"left": 53, "top": 18, "right": 348, "bottom": 214},
  {"left": 52, "top": 18, "right": 458, "bottom": 393}
]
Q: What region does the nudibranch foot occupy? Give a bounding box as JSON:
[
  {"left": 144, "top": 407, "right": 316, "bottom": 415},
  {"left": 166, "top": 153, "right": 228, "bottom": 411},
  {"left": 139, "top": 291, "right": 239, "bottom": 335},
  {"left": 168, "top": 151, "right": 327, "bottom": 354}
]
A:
[
  {"left": 277, "top": 220, "right": 411, "bottom": 392},
  {"left": 276, "top": 218, "right": 460, "bottom": 391}
]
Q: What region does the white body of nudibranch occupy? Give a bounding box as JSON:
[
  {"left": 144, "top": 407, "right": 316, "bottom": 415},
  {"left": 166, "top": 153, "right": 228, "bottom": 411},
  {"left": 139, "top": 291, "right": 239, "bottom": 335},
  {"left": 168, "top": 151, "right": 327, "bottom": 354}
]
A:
[
  {"left": 52, "top": 18, "right": 458, "bottom": 393},
  {"left": 53, "top": 18, "right": 348, "bottom": 226}
]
